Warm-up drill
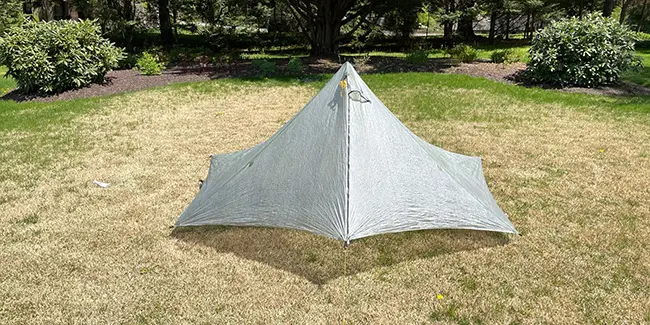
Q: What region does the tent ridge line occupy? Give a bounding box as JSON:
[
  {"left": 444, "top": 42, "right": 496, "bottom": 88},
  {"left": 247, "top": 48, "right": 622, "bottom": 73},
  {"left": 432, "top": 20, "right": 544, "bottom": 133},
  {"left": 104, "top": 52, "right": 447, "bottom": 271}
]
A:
[{"left": 344, "top": 71, "right": 351, "bottom": 245}]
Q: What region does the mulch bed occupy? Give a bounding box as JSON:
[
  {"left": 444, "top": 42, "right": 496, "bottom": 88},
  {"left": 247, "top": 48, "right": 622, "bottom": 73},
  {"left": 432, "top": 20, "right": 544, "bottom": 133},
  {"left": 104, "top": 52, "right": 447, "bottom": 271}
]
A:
[
  {"left": 1, "top": 69, "right": 213, "bottom": 103},
  {"left": 3, "top": 58, "right": 649, "bottom": 102}
]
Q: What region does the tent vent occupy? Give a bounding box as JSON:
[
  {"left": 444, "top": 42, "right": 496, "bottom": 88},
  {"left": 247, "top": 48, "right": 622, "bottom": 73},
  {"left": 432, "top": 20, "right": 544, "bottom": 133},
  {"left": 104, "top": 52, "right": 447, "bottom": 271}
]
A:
[{"left": 349, "top": 90, "right": 370, "bottom": 103}]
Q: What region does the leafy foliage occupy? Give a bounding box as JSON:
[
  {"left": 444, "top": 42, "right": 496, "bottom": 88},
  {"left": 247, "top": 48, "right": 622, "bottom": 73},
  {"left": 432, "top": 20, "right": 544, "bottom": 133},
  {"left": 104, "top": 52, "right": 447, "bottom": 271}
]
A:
[
  {"left": 0, "top": 0, "right": 22, "bottom": 35},
  {"left": 406, "top": 49, "right": 430, "bottom": 64},
  {"left": 491, "top": 48, "right": 524, "bottom": 64},
  {"left": 136, "top": 52, "right": 166, "bottom": 75},
  {"left": 0, "top": 19, "right": 124, "bottom": 93},
  {"left": 352, "top": 54, "right": 371, "bottom": 70},
  {"left": 446, "top": 44, "right": 478, "bottom": 63},
  {"left": 286, "top": 57, "right": 303, "bottom": 75},
  {"left": 524, "top": 13, "right": 641, "bottom": 87},
  {"left": 252, "top": 59, "right": 277, "bottom": 77}
]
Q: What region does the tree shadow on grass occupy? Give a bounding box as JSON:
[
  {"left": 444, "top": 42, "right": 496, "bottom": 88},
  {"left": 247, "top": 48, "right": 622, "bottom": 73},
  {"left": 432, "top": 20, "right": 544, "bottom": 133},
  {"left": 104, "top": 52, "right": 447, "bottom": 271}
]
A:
[{"left": 171, "top": 226, "right": 510, "bottom": 285}]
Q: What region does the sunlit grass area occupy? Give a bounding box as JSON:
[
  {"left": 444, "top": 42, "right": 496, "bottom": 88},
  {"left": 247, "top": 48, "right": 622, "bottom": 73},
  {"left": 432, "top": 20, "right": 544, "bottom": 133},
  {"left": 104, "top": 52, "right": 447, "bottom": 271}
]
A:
[
  {"left": 1, "top": 72, "right": 650, "bottom": 323},
  {"left": 0, "top": 66, "right": 17, "bottom": 93},
  {"left": 623, "top": 49, "right": 650, "bottom": 87}
]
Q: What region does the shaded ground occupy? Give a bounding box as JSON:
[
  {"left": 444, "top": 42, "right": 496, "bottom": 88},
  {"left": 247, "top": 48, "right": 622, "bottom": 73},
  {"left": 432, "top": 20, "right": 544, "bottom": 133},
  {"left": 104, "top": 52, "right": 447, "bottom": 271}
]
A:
[
  {"left": 0, "top": 57, "right": 454, "bottom": 102},
  {"left": 3, "top": 57, "right": 649, "bottom": 102},
  {"left": 1, "top": 69, "right": 212, "bottom": 102},
  {"left": 172, "top": 226, "right": 508, "bottom": 285}
]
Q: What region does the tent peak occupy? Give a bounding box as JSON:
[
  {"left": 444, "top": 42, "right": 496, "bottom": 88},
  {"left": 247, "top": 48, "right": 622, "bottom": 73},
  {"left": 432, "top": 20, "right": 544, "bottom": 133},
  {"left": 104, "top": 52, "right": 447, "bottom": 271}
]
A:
[{"left": 340, "top": 61, "right": 356, "bottom": 75}]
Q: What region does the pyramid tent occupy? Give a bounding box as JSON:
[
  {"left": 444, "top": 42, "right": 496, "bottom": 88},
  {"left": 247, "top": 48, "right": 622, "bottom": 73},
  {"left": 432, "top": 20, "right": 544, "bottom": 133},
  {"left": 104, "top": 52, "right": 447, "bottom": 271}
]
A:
[{"left": 176, "top": 62, "right": 517, "bottom": 242}]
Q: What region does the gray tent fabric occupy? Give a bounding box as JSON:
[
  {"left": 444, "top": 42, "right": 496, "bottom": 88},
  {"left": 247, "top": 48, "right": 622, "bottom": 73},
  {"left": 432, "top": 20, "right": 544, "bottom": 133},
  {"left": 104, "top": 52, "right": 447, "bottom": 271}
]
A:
[{"left": 175, "top": 62, "right": 518, "bottom": 241}]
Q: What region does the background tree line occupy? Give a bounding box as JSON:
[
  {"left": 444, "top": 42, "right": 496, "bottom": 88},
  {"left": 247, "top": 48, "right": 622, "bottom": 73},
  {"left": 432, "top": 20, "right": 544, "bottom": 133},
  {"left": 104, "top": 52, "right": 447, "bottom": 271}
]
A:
[{"left": 1, "top": 0, "right": 648, "bottom": 56}]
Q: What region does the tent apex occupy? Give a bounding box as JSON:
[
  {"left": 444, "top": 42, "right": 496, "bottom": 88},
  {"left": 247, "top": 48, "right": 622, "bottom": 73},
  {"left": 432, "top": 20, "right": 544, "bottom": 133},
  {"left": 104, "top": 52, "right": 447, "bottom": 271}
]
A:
[{"left": 342, "top": 61, "right": 355, "bottom": 73}]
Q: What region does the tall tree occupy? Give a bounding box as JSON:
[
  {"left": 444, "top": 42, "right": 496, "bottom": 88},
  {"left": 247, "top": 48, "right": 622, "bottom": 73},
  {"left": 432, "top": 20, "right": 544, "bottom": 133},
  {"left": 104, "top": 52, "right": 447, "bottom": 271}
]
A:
[
  {"left": 603, "top": 0, "right": 615, "bottom": 17},
  {"left": 428, "top": 0, "right": 458, "bottom": 46},
  {"left": 285, "top": 0, "right": 378, "bottom": 57},
  {"left": 620, "top": 0, "right": 633, "bottom": 23},
  {"left": 639, "top": 0, "right": 649, "bottom": 32},
  {"left": 159, "top": 0, "right": 174, "bottom": 47},
  {"left": 457, "top": 0, "right": 476, "bottom": 39},
  {"left": 486, "top": 0, "right": 504, "bottom": 44},
  {"left": 41, "top": 0, "right": 54, "bottom": 21},
  {"left": 381, "top": 0, "right": 424, "bottom": 45}
]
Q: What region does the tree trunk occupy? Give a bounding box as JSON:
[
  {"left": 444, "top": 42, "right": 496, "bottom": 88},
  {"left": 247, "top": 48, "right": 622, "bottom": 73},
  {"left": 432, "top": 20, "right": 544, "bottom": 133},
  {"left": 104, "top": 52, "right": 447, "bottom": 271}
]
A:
[
  {"left": 41, "top": 0, "right": 53, "bottom": 21},
  {"left": 158, "top": 0, "right": 174, "bottom": 48},
  {"left": 310, "top": 15, "right": 340, "bottom": 57},
  {"left": 524, "top": 13, "right": 530, "bottom": 39},
  {"left": 123, "top": 0, "right": 134, "bottom": 20},
  {"left": 620, "top": 0, "right": 631, "bottom": 24},
  {"left": 173, "top": 7, "right": 179, "bottom": 39},
  {"left": 458, "top": 0, "right": 476, "bottom": 40},
  {"left": 489, "top": 9, "right": 497, "bottom": 44},
  {"left": 505, "top": 11, "right": 510, "bottom": 40},
  {"left": 603, "top": 0, "right": 615, "bottom": 17},
  {"left": 443, "top": 0, "right": 456, "bottom": 48},
  {"left": 579, "top": 0, "right": 584, "bottom": 19},
  {"left": 639, "top": 0, "right": 649, "bottom": 33},
  {"left": 529, "top": 12, "right": 535, "bottom": 39},
  {"left": 287, "top": 0, "right": 371, "bottom": 57}
]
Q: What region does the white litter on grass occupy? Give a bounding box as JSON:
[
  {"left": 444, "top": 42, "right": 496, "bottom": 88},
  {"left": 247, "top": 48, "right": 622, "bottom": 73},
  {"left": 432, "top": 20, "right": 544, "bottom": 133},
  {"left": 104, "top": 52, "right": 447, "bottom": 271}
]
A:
[{"left": 93, "top": 180, "right": 110, "bottom": 188}]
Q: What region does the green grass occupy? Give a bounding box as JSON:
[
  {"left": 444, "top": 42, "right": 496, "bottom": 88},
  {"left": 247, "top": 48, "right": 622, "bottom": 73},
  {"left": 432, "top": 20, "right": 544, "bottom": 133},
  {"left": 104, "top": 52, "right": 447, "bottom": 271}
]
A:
[
  {"left": 0, "top": 94, "right": 107, "bottom": 188},
  {"left": 0, "top": 66, "right": 17, "bottom": 93},
  {"left": 622, "top": 49, "right": 650, "bottom": 87},
  {"left": 361, "top": 73, "right": 650, "bottom": 115},
  {"left": 2, "top": 69, "right": 650, "bottom": 323},
  {"left": 2, "top": 71, "right": 648, "bottom": 189}
]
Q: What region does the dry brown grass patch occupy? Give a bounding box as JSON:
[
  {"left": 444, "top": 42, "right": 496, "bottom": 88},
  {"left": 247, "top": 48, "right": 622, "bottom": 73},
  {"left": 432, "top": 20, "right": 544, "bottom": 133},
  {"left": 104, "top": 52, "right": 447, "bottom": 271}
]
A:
[{"left": 1, "top": 80, "right": 650, "bottom": 324}]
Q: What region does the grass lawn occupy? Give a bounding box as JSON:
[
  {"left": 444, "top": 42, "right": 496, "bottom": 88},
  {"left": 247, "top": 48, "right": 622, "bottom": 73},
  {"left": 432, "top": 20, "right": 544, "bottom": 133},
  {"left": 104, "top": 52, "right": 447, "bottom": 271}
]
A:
[
  {"left": 0, "top": 66, "right": 17, "bottom": 93},
  {"left": 623, "top": 49, "right": 650, "bottom": 87},
  {"left": 2, "top": 72, "right": 650, "bottom": 323}
]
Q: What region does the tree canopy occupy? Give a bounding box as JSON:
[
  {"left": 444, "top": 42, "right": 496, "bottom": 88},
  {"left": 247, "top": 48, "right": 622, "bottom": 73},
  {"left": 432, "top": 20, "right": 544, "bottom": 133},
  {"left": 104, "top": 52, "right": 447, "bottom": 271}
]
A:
[{"left": 1, "top": 0, "right": 647, "bottom": 56}]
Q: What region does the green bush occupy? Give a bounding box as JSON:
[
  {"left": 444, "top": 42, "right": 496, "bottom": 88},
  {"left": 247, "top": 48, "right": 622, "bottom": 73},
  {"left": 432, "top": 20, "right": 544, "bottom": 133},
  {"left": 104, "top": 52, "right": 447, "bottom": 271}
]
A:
[
  {"left": 252, "top": 59, "right": 277, "bottom": 77},
  {"left": 491, "top": 49, "right": 524, "bottom": 64},
  {"left": 405, "top": 50, "right": 430, "bottom": 65},
  {"left": 524, "top": 13, "right": 641, "bottom": 87},
  {"left": 135, "top": 52, "right": 166, "bottom": 75},
  {"left": 446, "top": 44, "right": 478, "bottom": 63},
  {"left": 0, "top": 0, "right": 22, "bottom": 34},
  {"left": 286, "top": 57, "right": 303, "bottom": 75},
  {"left": 637, "top": 32, "right": 650, "bottom": 41},
  {"left": 0, "top": 19, "right": 124, "bottom": 93}
]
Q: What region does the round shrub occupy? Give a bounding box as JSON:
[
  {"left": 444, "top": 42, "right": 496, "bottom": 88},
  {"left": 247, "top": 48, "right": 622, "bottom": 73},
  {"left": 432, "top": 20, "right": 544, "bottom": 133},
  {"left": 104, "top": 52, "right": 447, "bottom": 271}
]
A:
[
  {"left": 446, "top": 44, "right": 478, "bottom": 63},
  {"left": 135, "top": 52, "right": 166, "bottom": 76},
  {"left": 286, "top": 57, "right": 303, "bottom": 75},
  {"left": 0, "top": 19, "right": 124, "bottom": 93},
  {"left": 524, "top": 13, "right": 641, "bottom": 87},
  {"left": 491, "top": 48, "right": 524, "bottom": 64},
  {"left": 252, "top": 59, "right": 277, "bottom": 77},
  {"left": 405, "top": 49, "right": 430, "bottom": 65}
]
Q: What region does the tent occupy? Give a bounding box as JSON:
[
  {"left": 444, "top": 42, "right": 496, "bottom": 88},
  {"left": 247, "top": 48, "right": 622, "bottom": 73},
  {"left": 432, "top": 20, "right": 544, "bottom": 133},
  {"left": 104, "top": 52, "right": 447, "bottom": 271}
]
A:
[{"left": 175, "top": 62, "right": 517, "bottom": 243}]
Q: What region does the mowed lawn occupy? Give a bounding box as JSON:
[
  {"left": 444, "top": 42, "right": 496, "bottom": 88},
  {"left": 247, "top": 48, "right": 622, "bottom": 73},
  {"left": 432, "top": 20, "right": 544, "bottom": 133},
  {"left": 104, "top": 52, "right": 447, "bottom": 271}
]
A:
[{"left": 1, "top": 73, "right": 650, "bottom": 324}]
